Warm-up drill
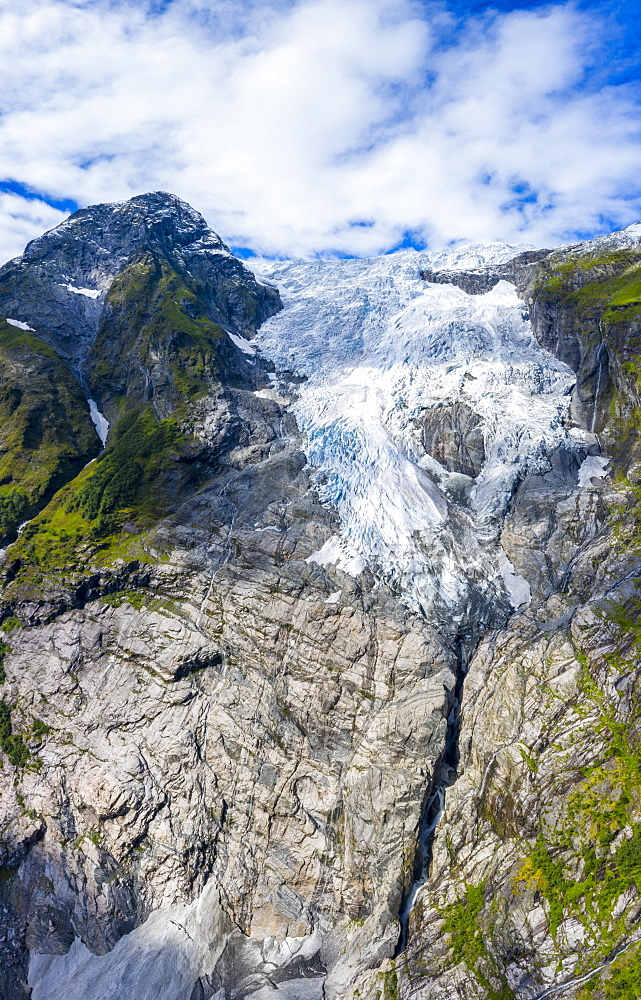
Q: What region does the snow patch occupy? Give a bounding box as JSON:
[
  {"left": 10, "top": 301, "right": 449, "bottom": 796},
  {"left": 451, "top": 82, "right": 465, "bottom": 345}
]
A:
[
  {"left": 28, "top": 881, "right": 228, "bottom": 1000},
  {"left": 88, "top": 399, "right": 109, "bottom": 447},
  {"left": 6, "top": 318, "right": 34, "bottom": 331},
  {"left": 253, "top": 387, "right": 289, "bottom": 404},
  {"left": 228, "top": 331, "right": 256, "bottom": 354},
  {"left": 324, "top": 590, "right": 342, "bottom": 605},
  {"left": 498, "top": 550, "right": 531, "bottom": 609},
  {"left": 306, "top": 536, "right": 364, "bottom": 577},
  {"left": 306, "top": 536, "right": 342, "bottom": 567},
  {"left": 578, "top": 455, "right": 610, "bottom": 487},
  {"left": 62, "top": 283, "right": 101, "bottom": 299}
]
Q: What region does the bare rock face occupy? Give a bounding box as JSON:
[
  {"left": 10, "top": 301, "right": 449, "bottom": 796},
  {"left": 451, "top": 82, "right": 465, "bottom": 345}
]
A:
[
  {"left": 416, "top": 401, "right": 485, "bottom": 477},
  {"left": 0, "top": 439, "right": 457, "bottom": 999},
  {"left": 2, "top": 202, "right": 641, "bottom": 1000}
]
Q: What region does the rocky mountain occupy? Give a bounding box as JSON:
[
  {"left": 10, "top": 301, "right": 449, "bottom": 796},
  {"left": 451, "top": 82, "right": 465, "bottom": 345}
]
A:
[{"left": 0, "top": 193, "right": 640, "bottom": 1000}]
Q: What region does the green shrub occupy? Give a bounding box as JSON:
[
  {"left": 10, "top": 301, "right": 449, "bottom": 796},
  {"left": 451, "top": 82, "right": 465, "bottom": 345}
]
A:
[
  {"left": 0, "top": 487, "right": 30, "bottom": 542},
  {"left": 1, "top": 617, "right": 21, "bottom": 632},
  {"left": 0, "top": 701, "right": 30, "bottom": 767}
]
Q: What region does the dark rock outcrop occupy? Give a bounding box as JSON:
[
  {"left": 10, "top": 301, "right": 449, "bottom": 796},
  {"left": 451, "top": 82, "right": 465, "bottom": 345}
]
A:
[
  {"left": 420, "top": 248, "right": 551, "bottom": 295},
  {"left": 416, "top": 401, "right": 485, "bottom": 477}
]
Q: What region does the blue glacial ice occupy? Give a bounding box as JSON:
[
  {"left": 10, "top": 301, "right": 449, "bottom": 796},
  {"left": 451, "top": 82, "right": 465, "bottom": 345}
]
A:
[{"left": 253, "top": 246, "right": 579, "bottom": 631}]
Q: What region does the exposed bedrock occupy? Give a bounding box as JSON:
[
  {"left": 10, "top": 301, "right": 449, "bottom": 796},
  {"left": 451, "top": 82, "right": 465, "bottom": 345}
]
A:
[
  {"left": 2, "top": 205, "right": 641, "bottom": 1000},
  {"left": 0, "top": 450, "right": 457, "bottom": 999},
  {"left": 415, "top": 400, "right": 486, "bottom": 478}
]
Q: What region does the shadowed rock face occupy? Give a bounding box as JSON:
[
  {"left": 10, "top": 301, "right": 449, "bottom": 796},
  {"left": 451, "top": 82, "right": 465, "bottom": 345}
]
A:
[{"left": 2, "top": 203, "right": 641, "bottom": 1000}]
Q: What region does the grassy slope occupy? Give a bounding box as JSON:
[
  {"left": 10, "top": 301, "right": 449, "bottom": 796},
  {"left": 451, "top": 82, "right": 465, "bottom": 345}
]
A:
[
  {"left": 0, "top": 319, "right": 100, "bottom": 545},
  {"left": 89, "top": 254, "right": 253, "bottom": 418}
]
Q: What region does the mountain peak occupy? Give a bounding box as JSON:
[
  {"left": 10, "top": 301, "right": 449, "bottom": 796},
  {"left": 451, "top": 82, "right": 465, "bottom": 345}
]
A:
[
  {"left": 0, "top": 192, "right": 278, "bottom": 363},
  {"left": 22, "top": 190, "right": 231, "bottom": 267}
]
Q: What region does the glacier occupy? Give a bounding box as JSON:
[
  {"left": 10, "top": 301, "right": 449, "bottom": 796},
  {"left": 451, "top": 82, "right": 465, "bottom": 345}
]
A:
[{"left": 253, "top": 245, "right": 581, "bottom": 633}]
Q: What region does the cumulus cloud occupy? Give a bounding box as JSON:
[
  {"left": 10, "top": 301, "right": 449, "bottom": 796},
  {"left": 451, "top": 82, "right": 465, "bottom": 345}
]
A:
[
  {"left": 0, "top": 193, "right": 67, "bottom": 266},
  {"left": 0, "top": 0, "right": 639, "bottom": 261}
]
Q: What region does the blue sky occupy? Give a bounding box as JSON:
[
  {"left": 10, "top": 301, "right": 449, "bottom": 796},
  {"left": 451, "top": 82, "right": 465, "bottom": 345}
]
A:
[{"left": 0, "top": 0, "right": 640, "bottom": 262}]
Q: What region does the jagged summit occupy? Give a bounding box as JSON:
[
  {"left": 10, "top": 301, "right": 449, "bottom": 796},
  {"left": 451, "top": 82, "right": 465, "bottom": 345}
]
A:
[{"left": 21, "top": 191, "right": 231, "bottom": 268}]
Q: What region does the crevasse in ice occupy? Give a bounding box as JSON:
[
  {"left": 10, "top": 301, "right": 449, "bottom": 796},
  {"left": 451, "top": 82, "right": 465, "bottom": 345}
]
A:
[{"left": 253, "top": 246, "right": 577, "bottom": 632}]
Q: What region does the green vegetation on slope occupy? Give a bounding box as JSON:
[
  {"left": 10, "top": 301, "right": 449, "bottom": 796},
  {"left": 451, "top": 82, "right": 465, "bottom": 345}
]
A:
[
  {"left": 69, "top": 405, "right": 181, "bottom": 534},
  {"left": 0, "top": 254, "right": 258, "bottom": 591},
  {"left": 530, "top": 247, "right": 641, "bottom": 467},
  {"left": 579, "top": 943, "right": 641, "bottom": 999},
  {"left": 440, "top": 883, "right": 514, "bottom": 999},
  {"left": 533, "top": 249, "right": 641, "bottom": 325},
  {"left": 0, "top": 701, "right": 30, "bottom": 768},
  {"left": 5, "top": 404, "right": 189, "bottom": 589},
  {"left": 0, "top": 319, "right": 100, "bottom": 545},
  {"left": 510, "top": 603, "right": 641, "bottom": 966},
  {"left": 89, "top": 254, "right": 252, "bottom": 415}
]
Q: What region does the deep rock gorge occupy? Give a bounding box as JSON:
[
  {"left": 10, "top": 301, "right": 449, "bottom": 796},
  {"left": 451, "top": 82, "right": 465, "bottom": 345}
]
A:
[{"left": 0, "top": 195, "right": 640, "bottom": 1000}]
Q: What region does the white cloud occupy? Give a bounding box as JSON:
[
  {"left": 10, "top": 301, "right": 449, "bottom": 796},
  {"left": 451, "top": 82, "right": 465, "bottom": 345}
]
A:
[
  {"left": 0, "top": 0, "right": 639, "bottom": 261},
  {"left": 0, "top": 193, "right": 67, "bottom": 266}
]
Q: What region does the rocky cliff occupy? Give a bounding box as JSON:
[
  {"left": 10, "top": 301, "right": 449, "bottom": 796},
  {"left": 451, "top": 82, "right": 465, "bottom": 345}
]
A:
[{"left": 0, "top": 196, "right": 640, "bottom": 1000}]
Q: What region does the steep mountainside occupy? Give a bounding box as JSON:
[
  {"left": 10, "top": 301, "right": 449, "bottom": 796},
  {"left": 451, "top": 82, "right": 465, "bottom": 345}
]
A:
[{"left": 0, "top": 197, "right": 640, "bottom": 1000}]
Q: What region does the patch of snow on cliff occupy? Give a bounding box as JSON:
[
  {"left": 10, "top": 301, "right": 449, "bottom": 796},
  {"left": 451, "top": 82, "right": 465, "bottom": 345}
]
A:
[
  {"left": 578, "top": 454, "right": 610, "bottom": 487},
  {"left": 228, "top": 331, "right": 256, "bottom": 354},
  {"left": 88, "top": 399, "right": 109, "bottom": 446},
  {"left": 62, "top": 283, "right": 102, "bottom": 298},
  {"left": 6, "top": 318, "right": 34, "bottom": 331},
  {"left": 28, "top": 870, "right": 326, "bottom": 1000},
  {"left": 28, "top": 881, "right": 227, "bottom": 1000},
  {"left": 498, "top": 550, "right": 531, "bottom": 609},
  {"left": 255, "top": 246, "right": 575, "bottom": 625},
  {"left": 306, "top": 535, "right": 365, "bottom": 577}
]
